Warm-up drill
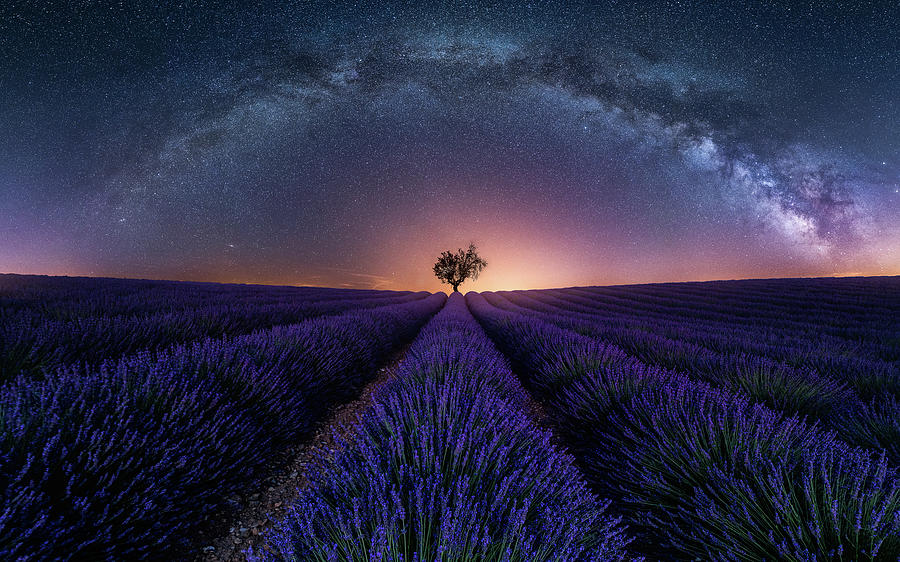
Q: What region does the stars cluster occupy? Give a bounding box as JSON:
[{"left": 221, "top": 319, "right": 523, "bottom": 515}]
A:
[{"left": 0, "top": 1, "right": 897, "bottom": 289}]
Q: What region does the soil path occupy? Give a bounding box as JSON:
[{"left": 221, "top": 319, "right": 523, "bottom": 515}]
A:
[
  {"left": 192, "top": 300, "right": 557, "bottom": 561},
  {"left": 192, "top": 347, "right": 409, "bottom": 561}
]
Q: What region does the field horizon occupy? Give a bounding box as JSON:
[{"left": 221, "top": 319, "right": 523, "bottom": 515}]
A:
[{"left": 3, "top": 270, "right": 898, "bottom": 293}]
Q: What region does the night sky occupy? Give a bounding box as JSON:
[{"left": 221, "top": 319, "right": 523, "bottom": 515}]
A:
[{"left": 2, "top": 1, "right": 898, "bottom": 291}]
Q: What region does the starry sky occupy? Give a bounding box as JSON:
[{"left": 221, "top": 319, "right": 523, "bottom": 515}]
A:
[{"left": 1, "top": 1, "right": 898, "bottom": 291}]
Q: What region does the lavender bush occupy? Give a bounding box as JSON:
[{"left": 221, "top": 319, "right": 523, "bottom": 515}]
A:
[
  {"left": 840, "top": 396, "right": 900, "bottom": 465},
  {"left": 562, "top": 375, "right": 900, "bottom": 561}
]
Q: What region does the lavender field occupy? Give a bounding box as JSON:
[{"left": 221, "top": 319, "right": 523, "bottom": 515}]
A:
[{"left": 1, "top": 274, "right": 898, "bottom": 561}]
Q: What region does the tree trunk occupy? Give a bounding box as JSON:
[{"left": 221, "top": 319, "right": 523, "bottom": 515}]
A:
[{"left": 451, "top": 282, "right": 460, "bottom": 292}]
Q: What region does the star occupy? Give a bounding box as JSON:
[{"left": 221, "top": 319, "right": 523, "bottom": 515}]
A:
[{"left": 0, "top": 1, "right": 896, "bottom": 287}]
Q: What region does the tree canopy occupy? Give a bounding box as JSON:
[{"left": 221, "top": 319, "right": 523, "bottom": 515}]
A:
[{"left": 433, "top": 243, "right": 487, "bottom": 292}]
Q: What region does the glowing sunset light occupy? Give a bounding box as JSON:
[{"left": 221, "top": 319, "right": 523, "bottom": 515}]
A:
[{"left": 1, "top": 2, "right": 897, "bottom": 289}]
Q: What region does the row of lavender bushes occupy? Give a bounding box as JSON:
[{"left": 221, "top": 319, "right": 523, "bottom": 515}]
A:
[
  {"left": 484, "top": 290, "right": 855, "bottom": 417},
  {"left": 496, "top": 282, "right": 899, "bottom": 394},
  {"left": 251, "top": 294, "right": 632, "bottom": 561},
  {"left": 482, "top": 287, "right": 900, "bottom": 468},
  {"left": 501, "top": 285, "right": 894, "bottom": 372},
  {"left": 0, "top": 274, "right": 387, "bottom": 318},
  {"left": 0, "top": 281, "right": 428, "bottom": 382},
  {"left": 565, "top": 277, "right": 899, "bottom": 350},
  {"left": 0, "top": 293, "right": 445, "bottom": 561},
  {"left": 467, "top": 292, "right": 900, "bottom": 561},
  {"left": 521, "top": 285, "right": 900, "bottom": 365}
]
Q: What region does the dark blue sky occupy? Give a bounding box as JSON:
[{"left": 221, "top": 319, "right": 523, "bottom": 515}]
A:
[{"left": 1, "top": 1, "right": 897, "bottom": 290}]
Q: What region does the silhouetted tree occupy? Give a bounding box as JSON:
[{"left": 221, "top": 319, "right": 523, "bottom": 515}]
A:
[{"left": 433, "top": 243, "right": 487, "bottom": 292}]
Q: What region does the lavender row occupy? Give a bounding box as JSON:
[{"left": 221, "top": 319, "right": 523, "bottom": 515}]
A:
[
  {"left": 0, "top": 274, "right": 391, "bottom": 318},
  {"left": 564, "top": 282, "right": 895, "bottom": 326},
  {"left": 512, "top": 287, "right": 898, "bottom": 366},
  {"left": 552, "top": 283, "right": 899, "bottom": 359},
  {"left": 0, "top": 290, "right": 430, "bottom": 383},
  {"left": 564, "top": 279, "right": 897, "bottom": 337},
  {"left": 483, "top": 291, "right": 855, "bottom": 416},
  {"left": 615, "top": 276, "right": 900, "bottom": 312},
  {"left": 483, "top": 290, "right": 900, "bottom": 466},
  {"left": 590, "top": 276, "right": 900, "bottom": 317},
  {"left": 565, "top": 279, "right": 900, "bottom": 350},
  {"left": 545, "top": 286, "right": 899, "bottom": 362},
  {"left": 467, "top": 293, "right": 900, "bottom": 560},
  {"left": 250, "top": 294, "right": 631, "bottom": 561},
  {"left": 0, "top": 293, "right": 445, "bottom": 561}
]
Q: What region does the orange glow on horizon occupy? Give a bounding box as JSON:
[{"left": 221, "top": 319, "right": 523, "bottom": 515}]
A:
[
  {"left": 3, "top": 194, "right": 898, "bottom": 292},
  {"left": 4, "top": 264, "right": 898, "bottom": 293}
]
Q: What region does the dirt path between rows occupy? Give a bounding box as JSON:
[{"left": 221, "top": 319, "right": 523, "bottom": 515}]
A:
[
  {"left": 191, "top": 347, "right": 409, "bottom": 561},
  {"left": 190, "top": 305, "right": 559, "bottom": 561}
]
